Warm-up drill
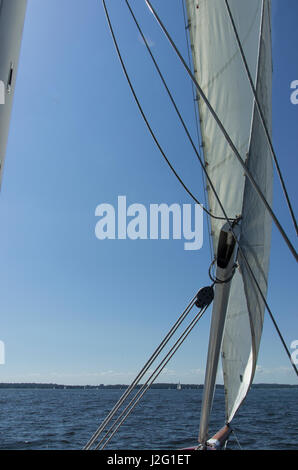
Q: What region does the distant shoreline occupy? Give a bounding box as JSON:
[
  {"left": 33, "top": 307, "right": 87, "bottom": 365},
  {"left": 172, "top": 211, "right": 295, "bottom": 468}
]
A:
[{"left": 0, "top": 383, "right": 297, "bottom": 390}]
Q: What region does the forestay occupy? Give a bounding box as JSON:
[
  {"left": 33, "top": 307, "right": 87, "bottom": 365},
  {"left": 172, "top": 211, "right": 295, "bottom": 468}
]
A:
[{"left": 186, "top": 0, "right": 273, "bottom": 422}]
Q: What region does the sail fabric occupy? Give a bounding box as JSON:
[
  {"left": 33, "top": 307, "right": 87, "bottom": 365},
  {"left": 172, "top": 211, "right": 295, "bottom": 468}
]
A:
[
  {"left": 0, "top": 0, "right": 27, "bottom": 188},
  {"left": 229, "top": 0, "right": 273, "bottom": 420},
  {"left": 186, "top": 0, "right": 272, "bottom": 422}
]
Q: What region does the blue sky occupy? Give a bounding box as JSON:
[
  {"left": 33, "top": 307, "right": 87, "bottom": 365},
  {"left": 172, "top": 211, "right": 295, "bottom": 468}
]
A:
[{"left": 0, "top": 0, "right": 297, "bottom": 386}]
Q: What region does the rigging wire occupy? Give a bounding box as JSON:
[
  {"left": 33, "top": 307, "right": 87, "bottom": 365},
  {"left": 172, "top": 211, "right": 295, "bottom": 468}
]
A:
[
  {"left": 96, "top": 302, "right": 210, "bottom": 449},
  {"left": 225, "top": 0, "right": 298, "bottom": 236},
  {"left": 144, "top": 0, "right": 297, "bottom": 263},
  {"left": 101, "top": 0, "right": 297, "bottom": 378},
  {"left": 100, "top": 0, "right": 233, "bottom": 221},
  {"left": 124, "top": 0, "right": 214, "bottom": 209},
  {"left": 124, "top": 0, "right": 237, "bottom": 224},
  {"left": 84, "top": 293, "right": 198, "bottom": 449}
]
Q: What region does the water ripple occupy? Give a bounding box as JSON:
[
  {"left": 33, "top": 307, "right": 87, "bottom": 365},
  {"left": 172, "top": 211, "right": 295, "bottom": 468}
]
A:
[{"left": 0, "top": 387, "right": 296, "bottom": 450}]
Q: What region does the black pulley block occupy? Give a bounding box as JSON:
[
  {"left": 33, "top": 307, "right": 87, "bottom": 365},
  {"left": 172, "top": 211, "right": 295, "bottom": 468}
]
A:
[{"left": 195, "top": 286, "right": 214, "bottom": 308}]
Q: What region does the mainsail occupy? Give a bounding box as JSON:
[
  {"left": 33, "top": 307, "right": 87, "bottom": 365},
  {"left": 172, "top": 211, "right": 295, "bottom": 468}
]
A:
[
  {"left": 0, "top": 0, "right": 27, "bottom": 188},
  {"left": 186, "top": 0, "right": 273, "bottom": 431}
]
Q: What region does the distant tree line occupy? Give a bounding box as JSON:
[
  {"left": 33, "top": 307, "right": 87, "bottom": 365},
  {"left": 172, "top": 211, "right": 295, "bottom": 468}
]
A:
[{"left": 0, "top": 383, "right": 296, "bottom": 389}]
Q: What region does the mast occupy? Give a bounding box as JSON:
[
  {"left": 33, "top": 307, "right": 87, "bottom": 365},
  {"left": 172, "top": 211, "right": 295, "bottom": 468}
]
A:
[
  {"left": 0, "top": 0, "right": 27, "bottom": 188},
  {"left": 198, "top": 222, "right": 240, "bottom": 445}
]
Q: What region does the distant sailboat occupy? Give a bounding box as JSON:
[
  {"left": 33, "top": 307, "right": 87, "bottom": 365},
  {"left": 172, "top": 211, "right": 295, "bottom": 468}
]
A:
[{"left": 177, "top": 382, "right": 182, "bottom": 391}]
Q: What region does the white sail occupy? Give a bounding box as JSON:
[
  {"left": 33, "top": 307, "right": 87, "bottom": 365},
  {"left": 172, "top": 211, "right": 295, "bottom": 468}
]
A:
[
  {"left": 224, "top": 0, "right": 273, "bottom": 421},
  {"left": 0, "top": 0, "right": 27, "bottom": 188},
  {"left": 186, "top": 0, "right": 273, "bottom": 425}
]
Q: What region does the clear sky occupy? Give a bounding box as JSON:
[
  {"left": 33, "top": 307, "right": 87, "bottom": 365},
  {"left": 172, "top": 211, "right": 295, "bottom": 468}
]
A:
[{"left": 0, "top": 0, "right": 297, "bottom": 386}]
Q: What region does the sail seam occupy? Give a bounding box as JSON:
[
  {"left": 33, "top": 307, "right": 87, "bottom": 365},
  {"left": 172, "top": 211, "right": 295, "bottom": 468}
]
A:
[{"left": 198, "top": 3, "right": 260, "bottom": 92}]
